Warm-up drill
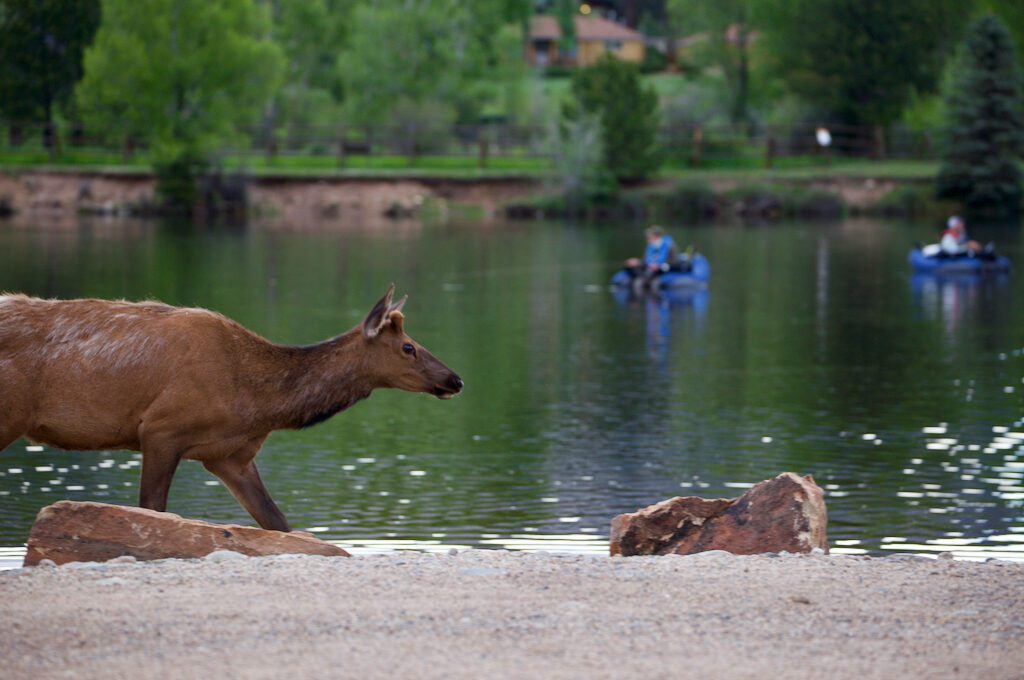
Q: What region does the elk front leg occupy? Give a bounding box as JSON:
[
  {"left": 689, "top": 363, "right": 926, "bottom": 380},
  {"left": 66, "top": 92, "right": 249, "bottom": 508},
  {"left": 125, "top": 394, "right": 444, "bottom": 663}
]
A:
[
  {"left": 0, "top": 430, "right": 19, "bottom": 453},
  {"left": 138, "top": 449, "right": 182, "bottom": 512},
  {"left": 203, "top": 454, "right": 291, "bottom": 532}
]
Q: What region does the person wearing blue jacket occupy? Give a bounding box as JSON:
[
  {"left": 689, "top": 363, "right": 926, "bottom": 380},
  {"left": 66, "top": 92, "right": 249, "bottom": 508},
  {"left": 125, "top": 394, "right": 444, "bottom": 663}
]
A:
[{"left": 623, "top": 226, "right": 683, "bottom": 284}]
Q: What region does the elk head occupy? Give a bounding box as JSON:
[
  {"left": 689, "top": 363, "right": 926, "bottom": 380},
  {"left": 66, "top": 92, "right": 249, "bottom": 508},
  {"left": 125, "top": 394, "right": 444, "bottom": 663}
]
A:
[{"left": 360, "top": 285, "right": 463, "bottom": 399}]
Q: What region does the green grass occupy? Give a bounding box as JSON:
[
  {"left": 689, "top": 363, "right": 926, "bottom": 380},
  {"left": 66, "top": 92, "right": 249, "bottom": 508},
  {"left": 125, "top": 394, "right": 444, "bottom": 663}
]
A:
[
  {"left": 0, "top": 140, "right": 939, "bottom": 182},
  {"left": 0, "top": 146, "right": 550, "bottom": 178},
  {"left": 662, "top": 159, "right": 939, "bottom": 181}
]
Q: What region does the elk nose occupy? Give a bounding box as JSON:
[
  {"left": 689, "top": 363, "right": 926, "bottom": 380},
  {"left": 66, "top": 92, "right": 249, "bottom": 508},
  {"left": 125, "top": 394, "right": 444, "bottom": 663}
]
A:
[{"left": 448, "top": 374, "right": 464, "bottom": 393}]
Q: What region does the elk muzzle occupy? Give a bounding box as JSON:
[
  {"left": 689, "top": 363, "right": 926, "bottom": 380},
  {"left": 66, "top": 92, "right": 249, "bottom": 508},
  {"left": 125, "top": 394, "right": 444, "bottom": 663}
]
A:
[{"left": 432, "top": 373, "right": 464, "bottom": 400}]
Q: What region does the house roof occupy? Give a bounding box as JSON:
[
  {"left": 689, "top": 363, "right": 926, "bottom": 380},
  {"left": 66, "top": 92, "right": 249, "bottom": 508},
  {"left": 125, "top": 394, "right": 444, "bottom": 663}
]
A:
[{"left": 530, "top": 15, "right": 645, "bottom": 42}]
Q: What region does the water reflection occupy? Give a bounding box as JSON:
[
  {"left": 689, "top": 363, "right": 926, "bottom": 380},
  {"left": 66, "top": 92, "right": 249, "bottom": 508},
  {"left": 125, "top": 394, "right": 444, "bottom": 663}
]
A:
[
  {"left": 611, "top": 287, "right": 709, "bottom": 364},
  {"left": 0, "top": 216, "right": 1022, "bottom": 564},
  {"left": 911, "top": 272, "right": 1011, "bottom": 338}
]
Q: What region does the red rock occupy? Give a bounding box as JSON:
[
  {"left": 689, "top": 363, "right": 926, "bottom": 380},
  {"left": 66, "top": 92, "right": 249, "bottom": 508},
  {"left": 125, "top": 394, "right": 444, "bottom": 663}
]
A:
[
  {"left": 23, "top": 501, "right": 349, "bottom": 566},
  {"left": 610, "top": 473, "right": 828, "bottom": 557}
]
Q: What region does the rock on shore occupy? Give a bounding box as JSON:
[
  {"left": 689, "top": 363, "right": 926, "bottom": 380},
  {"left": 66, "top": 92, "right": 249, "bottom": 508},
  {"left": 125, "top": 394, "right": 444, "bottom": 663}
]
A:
[
  {"left": 23, "top": 500, "right": 349, "bottom": 566},
  {"left": 610, "top": 472, "right": 828, "bottom": 556}
]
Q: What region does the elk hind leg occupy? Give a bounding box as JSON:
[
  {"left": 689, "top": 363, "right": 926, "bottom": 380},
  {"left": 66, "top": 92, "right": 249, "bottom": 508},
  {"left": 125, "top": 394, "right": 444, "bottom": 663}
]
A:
[
  {"left": 203, "top": 455, "right": 290, "bottom": 532},
  {"left": 0, "top": 424, "right": 22, "bottom": 453}
]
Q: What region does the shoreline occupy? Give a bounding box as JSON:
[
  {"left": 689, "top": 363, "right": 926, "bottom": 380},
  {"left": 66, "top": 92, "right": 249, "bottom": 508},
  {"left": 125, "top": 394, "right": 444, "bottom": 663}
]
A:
[
  {"left": 1, "top": 550, "right": 1021, "bottom": 679},
  {"left": 0, "top": 164, "right": 940, "bottom": 223},
  {"left": 7, "top": 534, "right": 1024, "bottom": 572}
]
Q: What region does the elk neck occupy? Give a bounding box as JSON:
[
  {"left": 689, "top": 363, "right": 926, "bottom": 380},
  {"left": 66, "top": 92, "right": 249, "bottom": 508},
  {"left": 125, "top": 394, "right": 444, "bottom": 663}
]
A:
[{"left": 252, "top": 327, "right": 378, "bottom": 430}]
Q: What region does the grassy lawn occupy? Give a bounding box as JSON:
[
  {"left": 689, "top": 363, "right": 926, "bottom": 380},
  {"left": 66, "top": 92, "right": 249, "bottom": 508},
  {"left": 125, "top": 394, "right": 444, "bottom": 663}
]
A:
[
  {"left": 664, "top": 159, "right": 940, "bottom": 182},
  {"left": 0, "top": 147, "right": 550, "bottom": 178},
  {"left": 0, "top": 138, "right": 939, "bottom": 182}
]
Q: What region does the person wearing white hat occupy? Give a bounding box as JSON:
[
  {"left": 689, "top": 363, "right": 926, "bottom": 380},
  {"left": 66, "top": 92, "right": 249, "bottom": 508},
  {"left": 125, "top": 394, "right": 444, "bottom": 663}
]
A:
[{"left": 939, "top": 216, "right": 982, "bottom": 256}]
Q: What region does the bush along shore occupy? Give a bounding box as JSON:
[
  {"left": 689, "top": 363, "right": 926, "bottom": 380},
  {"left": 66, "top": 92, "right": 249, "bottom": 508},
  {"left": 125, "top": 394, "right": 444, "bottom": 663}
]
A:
[{"left": 504, "top": 178, "right": 965, "bottom": 223}]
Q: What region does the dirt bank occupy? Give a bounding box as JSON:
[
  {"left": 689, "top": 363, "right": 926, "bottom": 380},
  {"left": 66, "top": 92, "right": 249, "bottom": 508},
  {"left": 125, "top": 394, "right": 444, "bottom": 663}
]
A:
[
  {"left": 0, "top": 168, "right": 935, "bottom": 225},
  {"left": 0, "top": 169, "right": 539, "bottom": 223},
  {"left": 1, "top": 550, "right": 1020, "bottom": 679}
]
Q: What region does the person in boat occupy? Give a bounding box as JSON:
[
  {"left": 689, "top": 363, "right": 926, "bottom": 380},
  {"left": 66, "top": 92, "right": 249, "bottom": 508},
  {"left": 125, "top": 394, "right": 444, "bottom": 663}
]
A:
[
  {"left": 939, "top": 216, "right": 982, "bottom": 257},
  {"left": 623, "top": 226, "right": 689, "bottom": 282}
]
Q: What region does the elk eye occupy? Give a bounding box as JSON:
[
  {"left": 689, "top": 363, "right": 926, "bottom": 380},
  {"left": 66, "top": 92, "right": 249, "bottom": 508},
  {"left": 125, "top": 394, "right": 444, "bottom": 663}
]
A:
[{"left": 402, "top": 343, "right": 415, "bottom": 355}]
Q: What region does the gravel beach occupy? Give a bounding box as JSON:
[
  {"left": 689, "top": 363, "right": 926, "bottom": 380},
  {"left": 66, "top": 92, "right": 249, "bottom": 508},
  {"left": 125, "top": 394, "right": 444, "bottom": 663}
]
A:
[{"left": 1, "top": 550, "right": 1022, "bottom": 680}]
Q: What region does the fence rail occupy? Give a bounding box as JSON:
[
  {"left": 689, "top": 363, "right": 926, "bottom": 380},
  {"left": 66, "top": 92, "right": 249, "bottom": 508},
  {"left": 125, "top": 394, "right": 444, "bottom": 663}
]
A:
[{"left": 0, "top": 120, "right": 939, "bottom": 170}]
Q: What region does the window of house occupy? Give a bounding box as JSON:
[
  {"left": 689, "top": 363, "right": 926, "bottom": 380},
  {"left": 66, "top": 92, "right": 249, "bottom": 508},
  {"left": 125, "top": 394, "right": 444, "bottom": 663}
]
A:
[{"left": 605, "top": 40, "right": 623, "bottom": 50}]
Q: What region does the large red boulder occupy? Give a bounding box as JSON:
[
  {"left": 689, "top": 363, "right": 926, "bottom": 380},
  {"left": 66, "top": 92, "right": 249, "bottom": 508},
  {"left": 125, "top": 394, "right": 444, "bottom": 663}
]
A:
[
  {"left": 23, "top": 501, "right": 349, "bottom": 566},
  {"left": 610, "top": 473, "right": 828, "bottom": 557}
]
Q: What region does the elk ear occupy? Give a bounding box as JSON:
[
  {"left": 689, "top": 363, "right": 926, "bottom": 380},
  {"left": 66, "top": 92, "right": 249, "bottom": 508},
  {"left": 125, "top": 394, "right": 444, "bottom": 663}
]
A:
[
  {"left": 362, "top": 284, "right": 395, "bottom": 340},
  {"left": 388, "top": 294, "right": 407, "bottom": 315}
]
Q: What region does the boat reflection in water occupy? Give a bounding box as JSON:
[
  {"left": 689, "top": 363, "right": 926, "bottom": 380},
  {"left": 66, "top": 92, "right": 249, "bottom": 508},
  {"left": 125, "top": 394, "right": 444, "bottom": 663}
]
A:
[
  {"left": 910, "top": 271, "right": 1010, "bottom": 336},
  {"left": 612, "top": 285, "right": 709, "bottom": 364}
]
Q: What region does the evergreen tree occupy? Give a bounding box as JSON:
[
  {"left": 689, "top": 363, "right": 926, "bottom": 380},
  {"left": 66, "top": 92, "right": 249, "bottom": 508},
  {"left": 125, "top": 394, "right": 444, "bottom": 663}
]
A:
[
  {"left": 564, "top": 54, "right": 659, "bottom": 181},
  {"left": 936, "top": 15, "right": 1024, "bottom": 215},
  {"left": 0, "top": 0, "right": 101, "bottom": 130}
]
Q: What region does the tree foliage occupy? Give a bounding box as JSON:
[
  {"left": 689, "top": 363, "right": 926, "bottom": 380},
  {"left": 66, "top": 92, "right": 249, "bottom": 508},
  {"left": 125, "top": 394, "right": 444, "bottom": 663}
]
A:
[
  {"left": 0, "top": 0, "right": 101, "bottom": 123},
  {"left": 77, "top": 0, "right": 282, "bottom": 209},
  {"left": 338, "top": 0, "right": 528, "bottom": 135},
  {"left": 564, "top": 55, "right": 660, "bottom": 180},
  {"left": 77, "top": 0, "right": 282, "bottom": 158},
  {"left": 262, "top": 0, "right": 352, "bottom": 135},
  {"left": 936, "top": 15, "right": 1024, "bottom": 214},
  {"left": 668, "top": 0, "right": 755, "bottom": 130},
  {"left": 757, "top": 0, "right": 971, "bottom": 127}
]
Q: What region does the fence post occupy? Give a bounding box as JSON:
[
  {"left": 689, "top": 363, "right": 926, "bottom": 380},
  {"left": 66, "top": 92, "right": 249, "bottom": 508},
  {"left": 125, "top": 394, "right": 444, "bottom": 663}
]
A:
[
  {"left": 690, "top": 125, "right": 702, "bottom": 168},
  {"left": 873, "top": 125, "right": 886, "bottom": 160},
  {"left": 336, "top": 128, "right": 346, "bottom": 169},
  {"left": 478, "top": 130, "right": 488, "bottom": 169},
  {"left": 765, "top": 133, "right": 775, "bottom": 169},
  {"left": 266, "top": 133, "right": 278, "bottom": 165},
  {"left": 121, "top": 134, "right": 135, "bottom": 163},
  {"left": 43, "top": 122, "right": 60, "bottom": 160}
]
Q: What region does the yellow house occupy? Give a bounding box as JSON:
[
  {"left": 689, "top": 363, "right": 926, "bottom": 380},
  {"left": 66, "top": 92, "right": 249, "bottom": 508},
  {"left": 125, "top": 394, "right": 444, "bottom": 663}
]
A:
[{"left": 527, "top": 15, "right": 646, "bottom": 68}]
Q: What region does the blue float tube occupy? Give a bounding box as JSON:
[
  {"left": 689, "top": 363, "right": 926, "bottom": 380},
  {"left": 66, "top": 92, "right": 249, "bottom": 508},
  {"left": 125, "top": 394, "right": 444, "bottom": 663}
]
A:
[
  {"left": 908, "top": 248, "right": 1010, "bottom": 275},
  {"left": 611, "top": 253, "right": 711, "bottom": 289}
]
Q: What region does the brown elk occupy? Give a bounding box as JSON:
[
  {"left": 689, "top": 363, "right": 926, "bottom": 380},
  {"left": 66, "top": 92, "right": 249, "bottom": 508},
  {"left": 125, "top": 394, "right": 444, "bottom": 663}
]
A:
[{"left": 0, "top": 285, "right": 462, "bottom": 532}]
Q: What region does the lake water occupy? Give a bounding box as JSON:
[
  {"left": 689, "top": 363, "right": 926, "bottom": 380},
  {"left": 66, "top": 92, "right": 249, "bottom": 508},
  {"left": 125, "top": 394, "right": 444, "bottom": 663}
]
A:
[{"left": 1, "top": 215, "right": 1022, "bottom": 563}]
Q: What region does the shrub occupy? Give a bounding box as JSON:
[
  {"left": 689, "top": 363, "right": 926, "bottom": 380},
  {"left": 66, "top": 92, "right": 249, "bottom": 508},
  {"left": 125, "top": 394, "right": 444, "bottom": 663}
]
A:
[
  {"left": 875, "top": 184, "right": 945, "bottom": 218},
  {"left": 551, "top": 113, "right": 616, "bottom": 209},
  {"left": 563, "top": 54, "right": 660, "bottom": 181},
  {"left": 640, "top": 47, "right": 668, "bottom": 74},
  {"left": 726, "top": 183, "right": 844, "bottom": 220},
  {"left": 154, "top": 152, "right": 208, "bottom": 214},
  {"left": 659, "top": 180, "right": 718, "bottom": 221}
]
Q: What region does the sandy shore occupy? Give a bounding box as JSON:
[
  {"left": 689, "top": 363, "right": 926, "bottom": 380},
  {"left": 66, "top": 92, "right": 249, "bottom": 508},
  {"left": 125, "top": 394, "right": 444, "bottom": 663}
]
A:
[{"left": 1, "top": 550, "right": 1022, "bottom": 680}]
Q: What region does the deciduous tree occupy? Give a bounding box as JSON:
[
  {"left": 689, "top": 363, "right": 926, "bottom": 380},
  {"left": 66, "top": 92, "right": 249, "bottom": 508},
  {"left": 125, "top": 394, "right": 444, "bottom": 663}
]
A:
[
  {"left": 757, "top": 0, "right": 970, "bottom": 129},
  {"left": 668, "top": 0, "right": 756, "bottom": 131},
  {"left": 77, "top": 0, "right": 283, "bottom": 208}
]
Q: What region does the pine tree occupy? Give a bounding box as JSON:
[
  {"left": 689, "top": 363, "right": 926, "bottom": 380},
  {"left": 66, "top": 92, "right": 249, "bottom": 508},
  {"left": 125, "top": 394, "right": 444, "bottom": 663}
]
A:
[{"left": 936, "top": 15, "right": 1024, "bottom": 216}]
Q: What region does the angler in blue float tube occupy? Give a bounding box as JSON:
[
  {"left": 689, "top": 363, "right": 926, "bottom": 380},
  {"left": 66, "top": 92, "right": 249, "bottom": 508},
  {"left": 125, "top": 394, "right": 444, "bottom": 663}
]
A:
[
  {"left": 622, "top": 226, "right": 688, "bottom": 283},
  {"left": 909, "top": 215, "right": 1010, "bottom": 274}
]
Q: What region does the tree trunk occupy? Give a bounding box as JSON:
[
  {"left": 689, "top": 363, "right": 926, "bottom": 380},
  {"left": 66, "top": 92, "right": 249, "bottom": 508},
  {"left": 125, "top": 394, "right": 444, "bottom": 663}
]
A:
[
  {"left": 734, "top": 27, "right": 751, "bottom": 138},
  {"left": 873, "top": 125, "right": 887, "bottom": 160},
  {"left": 8, "top": 123, "right": 24, "bottom": 146}
]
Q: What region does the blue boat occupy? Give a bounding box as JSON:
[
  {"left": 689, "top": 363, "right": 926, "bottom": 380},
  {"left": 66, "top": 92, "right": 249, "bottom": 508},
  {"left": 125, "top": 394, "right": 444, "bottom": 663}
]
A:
[
  {"left": 908, "top": 248, "right": 1011, "bottom": 275},
  {"left": 611, "top": 253, "right": 711, "bottom": 290}
]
